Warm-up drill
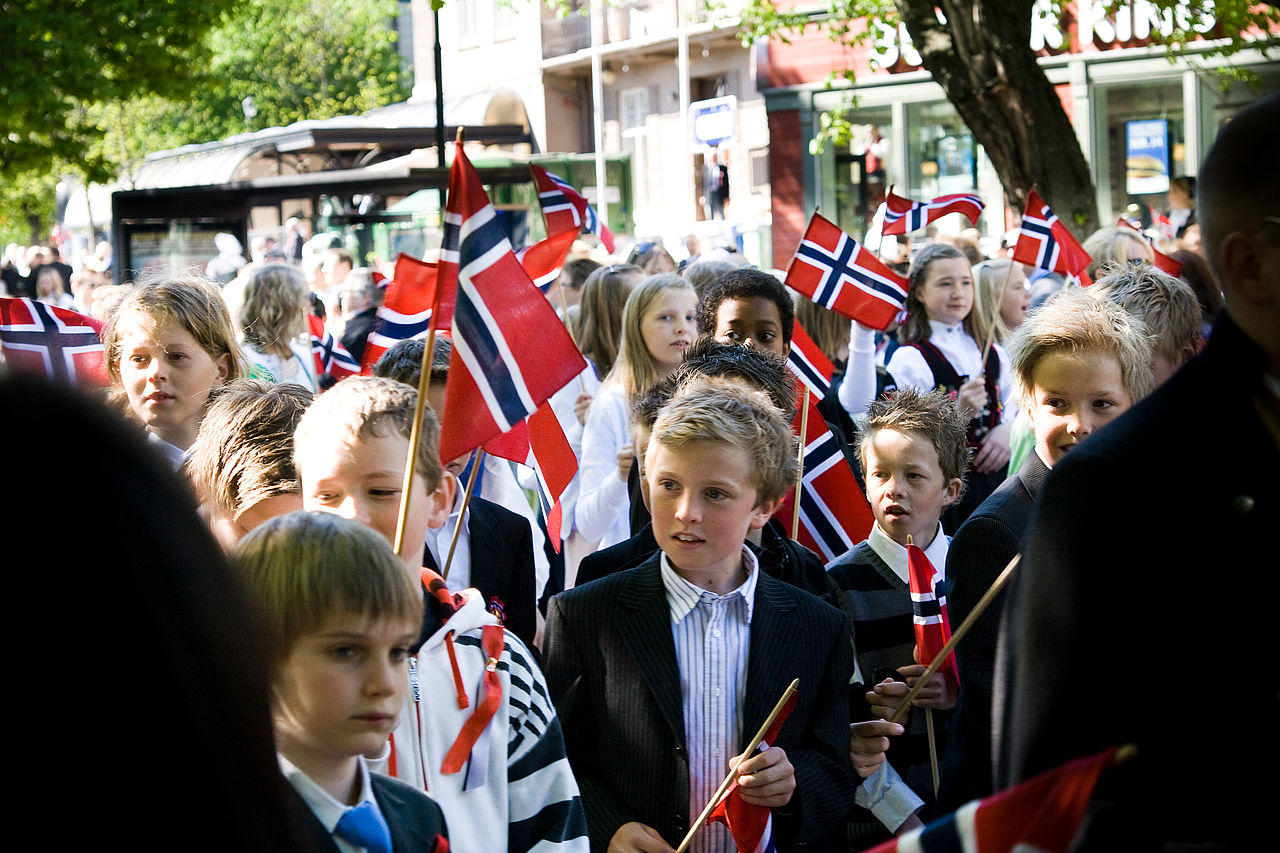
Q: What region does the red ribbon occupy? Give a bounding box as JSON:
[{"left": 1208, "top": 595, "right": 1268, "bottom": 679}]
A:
[{"left": 441, "top": 624, "right": 504, "bottom": 774}]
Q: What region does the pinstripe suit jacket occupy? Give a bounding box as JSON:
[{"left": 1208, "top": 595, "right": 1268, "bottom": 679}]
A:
[{"left": 543, "top": 555, "right": 855, "bottom": 852}]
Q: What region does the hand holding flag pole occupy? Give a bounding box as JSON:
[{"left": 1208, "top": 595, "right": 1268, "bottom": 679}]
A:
[
  {"left": 888, "top": 553, "right": 1022, "bottom": 725},
  {"left": 675, "top": 679, "right": 800, "bottom": 853}
]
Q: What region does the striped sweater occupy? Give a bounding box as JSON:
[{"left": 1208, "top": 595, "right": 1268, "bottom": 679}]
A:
[
  {"left": 380, "top": 590, "right": 589, "bottom": 853},
  {"left": 827, "top": 541, "right": 952, "bottom": 822}
]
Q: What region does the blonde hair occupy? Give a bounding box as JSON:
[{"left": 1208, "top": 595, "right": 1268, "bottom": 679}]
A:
[
  {"left": 608, "top": 273, "right": 696, "bottom": 401},
  {"left": 649, "top": 376, "right": 798, "bottom": 504},
  {"left": 1090, "top": 264, "right": 1201, "bottom": 366},
  {"left": 239, "top": 263, "right": 310, "bottom": 359},
  {"left": 574, "top": 263, "right": 643, "bottom": 376},
  {"left": 292, "top": 376, "right": 443, "bottom": 495},
  {"left": 1082, "top": 227, "right": 1153, "bottom": 279},
  {"left": 230, "top": 510, "right": 422, "bottom": 666},
  {"left": 970, "top": 259, "right": 1018, "bottom": 347},
  {"left": 103, "top": 276, "right": 248, "bottom": 385},
  {"left": 1007, "top": 286, "right": 1154, "bottom": 409}
]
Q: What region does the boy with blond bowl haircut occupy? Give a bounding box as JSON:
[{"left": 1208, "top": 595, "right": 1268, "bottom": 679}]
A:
[
  {"left": 1091, "top": 262, "right": 1202, "bottom": 385},
  {"left": 937, "top": 286, "right": 1153, "bottom": 811},
  {"left": 292, "top": 376, "right": 588, "bottom": 853},
  {"left": 544, "top": 379, "right": 854, "bottom": 853},
  {"left": 231, "top": 510, "right": 450, "bottom": 853},
  {"left": 827, "top": 388, "right": 969, "bottom": 843}
]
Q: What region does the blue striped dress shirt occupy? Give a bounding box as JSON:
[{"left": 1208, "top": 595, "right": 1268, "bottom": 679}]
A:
[{"left": 660, "top": 546, "right": 760, "bottom": 853}]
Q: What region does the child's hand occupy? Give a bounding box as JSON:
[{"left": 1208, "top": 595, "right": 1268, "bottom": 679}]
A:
[
  {"left": 866, "top": 677, "right": 909, "bottom": 721},
  {"left": 608, "top": 822, "right": 674, "bottom": 853},
  {"left": 616, "top": 444, "right": 635, "bottom": 482},
  {"left": 574, "top": 392, "right": 593, "bottom": 425},
  {"left": 731, "top": 744, "right": 796, "bottom": 807},
  {"left": 898, "top": 663, "right": 957, "bottom": 710},
  {"left": 973, "top": 421, "right": 1012, "bottom": 473},
  {"left": 849, "top": 719, "right": 904, "bottom": 778},
  {"left": 956, "top": 376, "right": 988, "bottom": 420}
]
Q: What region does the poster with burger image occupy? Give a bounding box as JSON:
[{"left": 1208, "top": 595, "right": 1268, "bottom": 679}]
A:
[{"left": 1126, "top": 119, "right": 1170, "bottom": 195}]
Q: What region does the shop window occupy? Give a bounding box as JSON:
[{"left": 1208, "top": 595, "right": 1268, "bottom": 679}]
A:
[
  {"left": 1102, "top": 82, "right": 1185, "bottom": 227},
  {"left": 834, "top": 109, "right": 892, "bottom": 241}
]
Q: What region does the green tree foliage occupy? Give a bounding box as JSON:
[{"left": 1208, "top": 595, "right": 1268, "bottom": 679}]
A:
[
  {"left": 738, "top": 0, "right": 1278, "bottom": 234},
  {"left": 0, "top": 0, "right": 409, "bottom": 244}
]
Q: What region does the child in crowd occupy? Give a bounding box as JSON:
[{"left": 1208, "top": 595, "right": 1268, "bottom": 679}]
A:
[
  {"left": 185, "top": 378, "right": 314, "bottom": 551},
  {"left": 291, "top": 376, "right": 587, "bottom": 853},
  {"left": 883, "top": 244, "right": 1015, "bottom": 531},
  {"left": 231, "top": 511, "right": 450, "bottom": 853},
  {"left": 1090, "top": 262, "right": 1203, "bottom": 386},
  {"left": 236, "top": 263, "right": 318, "bottom": 391},
  {"left": 103, "top": 275, "right": 247, "bottom": 466},
  {"left": 827, "top": 388, "right": 969, "bottom": 844},
  {"left": 969, "top": 259, "right": 1030, "bottom": 349},
  {"left": 545, "top": 380, "right": 854, "bottom": 852},
  {"left": 576, "top": 273, "right": 697, "bottom": 551},
  {"left": 373, "top": 336, "right": 540, "bottom": 650},
  {"left": 937, "top": 286, "right": 1153, "bottom": 812},
  {"left": 1081, "top": 225, "right": 1154, "bottom": 280},
  {"left": 576, "top": 337, "right": 834, "bottom": 606},
  {"left": 556, "top": 262, "right": 646, "bottom": 581}
]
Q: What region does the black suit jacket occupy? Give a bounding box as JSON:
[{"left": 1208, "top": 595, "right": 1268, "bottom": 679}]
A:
[
  {"left": 996, "top": 314, "right": 1280, "bottom": 849},
  {"left": 936, "top": 449, "right": 1049, "bottom": 812},
  {"left": 282, "top": 771, "right": 449, "bottom": 853},
  {"left": 544, "top": 555, "right": 854, "bottom": 851},
  {"left": 423, "top": 496, "right": 537, "bottom": 649}
]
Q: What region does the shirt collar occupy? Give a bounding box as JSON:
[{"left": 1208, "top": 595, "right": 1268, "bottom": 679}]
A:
[
  {"left": 278, "top": 753, "right": 377, "bottom": 832},
  {"left": 929, "top": 318, "right": 964, "bottom": 336},
  {"left": 867, "top": 522, "right": 950, "bottom": 586},
  {"left": 659, "top": 545, "right": 760, "bottom": 624}
]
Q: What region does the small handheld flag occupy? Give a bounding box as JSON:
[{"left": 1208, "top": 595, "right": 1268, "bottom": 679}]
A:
[
  {"left": 360, "top": 254, "right": 439, "bottom": 374},
  {"left": 530, "top": 165, "right": 615, "bottom": 253},
  {"left": 784, "top": 212, "right": 909, "bottom": 331},
  {"left": 515, "top": 228, "right": 579, "bottom": 293},
  {"left": 863, "top": 747, "right": 1117, "bottom": 853},
  {"left": 437, "top": 146, "right": 587, "bottom": 464},
  {"left": 906, "top": 541, "right": 959, "bottom": 689},
  {"left": 0, "top": 297, "right": 108, "bottom": 386},
  {"left": 308, "top": 314, "right": 361, "bottom": 382},
  {"left": 1012, "top": 190, "right": 1093, "bottom": 285},
  {"left": 881, "top": 187, "right": 985, "bottom": 236}
]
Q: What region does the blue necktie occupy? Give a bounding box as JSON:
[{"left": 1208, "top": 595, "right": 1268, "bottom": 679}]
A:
[{"left": 334, "top": 801, "right": 392, "bottom": 853}]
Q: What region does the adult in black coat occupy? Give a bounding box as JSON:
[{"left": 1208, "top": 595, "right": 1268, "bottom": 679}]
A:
[{"left": 995, "top": 94, "right": 1280, "bottom": 851}]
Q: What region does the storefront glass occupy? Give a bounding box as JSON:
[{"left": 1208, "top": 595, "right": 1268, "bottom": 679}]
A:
[
  {"left": 906, "top": 101, "right": 1002, "bottom": 240},
  {"left": 834, "top": 107, "right": 893, "bottom": 241}
]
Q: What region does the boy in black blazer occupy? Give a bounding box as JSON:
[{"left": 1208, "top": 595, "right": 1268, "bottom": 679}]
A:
[{"left": 544, "top": 380, "right": 854, "bottom": 852}]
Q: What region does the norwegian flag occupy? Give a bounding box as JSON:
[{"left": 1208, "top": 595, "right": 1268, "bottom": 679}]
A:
[
  {"left": 0, "top": 297, "right": 108, "bottom": 386},
  {"left": 477, "top": 403, "right": 578, "bottom": 553},
  {"left": 436, "top": 145, "right": 587, "bottom": 464},
  {"left": 881, "top": 187, "right": 985, "bottom": 236},
  {"left": 786, "top": 321, "right": 834, "bottom": 400},
  {"left": 515, "top": 228, "right": 579, "bottom": 293},
  {"left": 360, "top": 254, "right": 439, "bottom": 374},
  {"left": 1115, "top": 217, "right": 1184, "bottom": 277},
  {"left": 530, "top": 165, "right": 615, "bottom": 253},
  {"left": 308, "top": 314, "right": 360, "bottom": 382},
  {"left": 784, "top": 212, "right": 909, "bottom": 331},
  {"left": 907, "top": 542, "right": 958, "bottom": 689},
  {"left": 1012, "top": 190, "right": 1094, "bottom": 285},
  {"left": 864, "top": 748, "right": 1116, "bottom": 853},
  {"left": 705, "top": 692, "right": 798, "bottom": 853},
  {"left": 1149, "top": 205, "right": 1174, "bottom": 240}
]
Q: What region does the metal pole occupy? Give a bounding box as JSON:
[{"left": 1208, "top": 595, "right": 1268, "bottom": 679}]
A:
[
  {"left": 591, "top": 0, "right": 608, "bottom": 230},
  {"left": 434, "top": 6, "right": 446, "bottom": 169}
]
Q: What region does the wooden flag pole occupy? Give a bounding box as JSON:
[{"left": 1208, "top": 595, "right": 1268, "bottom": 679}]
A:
[
  {"left": 441, "top": 449, "right": 485, "bottom": 582},
  {"left": 888, "top": 553, "right": 1022, "bottom": 725},
  {"left": 675, "top": 679, "right": 800, "bottom": 853},
  {"left": 791, "top": 386, "right": 810, "bottom": 536},
  {"left": 393, "top": 327, "right": 438, "bottom": 559}
]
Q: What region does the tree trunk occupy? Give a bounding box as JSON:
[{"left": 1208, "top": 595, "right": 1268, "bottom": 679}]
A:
[{"left": 894, "top": 0, "right": 1100, "bottom": 239}]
